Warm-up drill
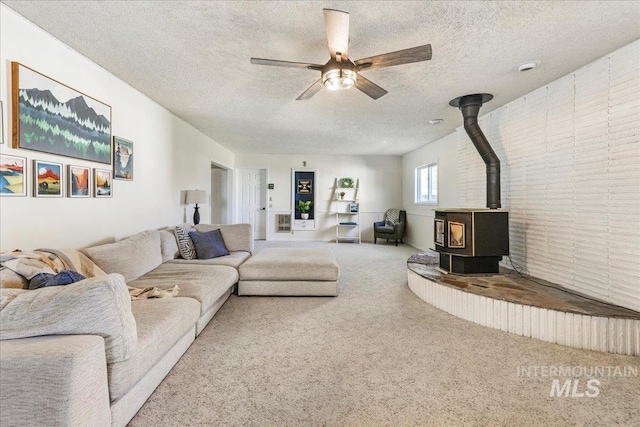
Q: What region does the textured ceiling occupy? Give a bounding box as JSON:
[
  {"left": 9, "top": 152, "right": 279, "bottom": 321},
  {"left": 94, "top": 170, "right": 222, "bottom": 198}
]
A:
[{"left": 4, "top": 1, "right": 639, "bottom": 155}]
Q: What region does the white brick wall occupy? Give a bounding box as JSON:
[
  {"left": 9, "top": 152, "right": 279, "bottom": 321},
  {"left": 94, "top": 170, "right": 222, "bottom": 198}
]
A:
[{"left": 457, "top": 40, "right": 640, "bottom": 312}]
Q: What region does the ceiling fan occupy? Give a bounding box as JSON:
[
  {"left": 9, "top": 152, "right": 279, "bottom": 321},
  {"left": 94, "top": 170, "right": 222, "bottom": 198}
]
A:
[{"left": 250, "top": 9, "right": 432, "bottom": 100}]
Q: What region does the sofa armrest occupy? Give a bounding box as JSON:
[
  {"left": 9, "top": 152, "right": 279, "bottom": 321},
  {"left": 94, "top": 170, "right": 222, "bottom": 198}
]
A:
[
  {"left": 0, "top": 335, "right": 111, "bottom": 427},
  {"left": 0, "top": 274, "right": 137, "bottom": 363},
  {"left": 195, "top": 223, "right": 254, "bottom": 253}
]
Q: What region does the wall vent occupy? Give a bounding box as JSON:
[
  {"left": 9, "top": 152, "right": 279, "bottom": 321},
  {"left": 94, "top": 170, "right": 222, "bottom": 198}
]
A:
[{"left": 276, "top": 214, "right": 291, "bottom": 232}]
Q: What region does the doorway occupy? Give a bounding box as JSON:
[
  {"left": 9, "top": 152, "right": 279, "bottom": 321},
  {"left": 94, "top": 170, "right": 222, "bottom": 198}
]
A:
[
  {"left": 211, "top": 162, "right": 233, "bottom": 225},
  {"left": 237, "top": 168, "right": 267, "bottom": 240}
]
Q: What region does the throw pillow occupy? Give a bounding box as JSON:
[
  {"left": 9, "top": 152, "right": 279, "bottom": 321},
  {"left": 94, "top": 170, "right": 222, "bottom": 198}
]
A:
[
  {"left": 174, "top": 225, "right": 197, "bottom": 260},
  {"left": 159, "top": 229, "right": 180, "bottom": 262},
  {"left": 385, "top": 209, "right": 400, "bottom": 226},
  {"left": 188, "top": 229, "right": 230, "bottom": 259},
  {"left": 28, "top": 270, "right": 87, "bottom": 290}
]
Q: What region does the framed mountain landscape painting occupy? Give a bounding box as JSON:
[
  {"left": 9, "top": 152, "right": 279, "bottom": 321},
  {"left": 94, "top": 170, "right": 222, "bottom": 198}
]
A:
[
  {"left": 34, "top": 160, "right": 63, "bottom": 197},
  {"left": 68, "top": 165, "right": 90, "bottom": 198},
  {"left": 12, "top": 62, "right": 112, "bottom": 164},
  {"left": 113, "top": 136, "right": 133, "bottom": 180},
  {"left": 0, "top": 154, "right": 27, "bottom": 196},
  {"left": 94, "top": 169, "right": 112, "bottom": 198}
]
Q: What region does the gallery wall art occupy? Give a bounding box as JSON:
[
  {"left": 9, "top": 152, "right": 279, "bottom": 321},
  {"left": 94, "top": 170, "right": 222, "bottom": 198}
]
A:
[
  {"left": 297, "top": 179, "right": 312, "bottom": 194},
  {"left": 12, "top": 62, "right": 112, "bottom": 164},
  {"left": 34, "top": 160, "right": 63, "bottom": 197},
  {"left": 68, "top": 165, "right": 90, "bottom": 198},
  {"left": 0, "top": 154, "right": 27, "bottom": 196},
  {"left": 113, "top": 136, "right": 133, "bottom": 180},
  {"left": 94, "top": 169, "right": 112, "bottom": 198}
]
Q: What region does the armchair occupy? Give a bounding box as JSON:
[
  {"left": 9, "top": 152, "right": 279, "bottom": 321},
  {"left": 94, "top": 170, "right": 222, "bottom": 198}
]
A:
[{"left": 374, "top": 209, "right": 406, "bottom": 246}]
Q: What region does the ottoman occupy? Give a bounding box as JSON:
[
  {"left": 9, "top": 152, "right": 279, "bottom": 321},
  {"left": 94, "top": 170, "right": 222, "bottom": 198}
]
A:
[{"left": 238, "top": 248, "right": 340, "bottom": 296}]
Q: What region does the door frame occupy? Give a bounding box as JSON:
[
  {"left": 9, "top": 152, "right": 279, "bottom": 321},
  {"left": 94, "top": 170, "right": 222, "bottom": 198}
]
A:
[
  {"left": 235, "top": 167, "right": 269, "bottom": 240},
  {"left": 211, "top": 161, "right": 233, "bottom": 225}
]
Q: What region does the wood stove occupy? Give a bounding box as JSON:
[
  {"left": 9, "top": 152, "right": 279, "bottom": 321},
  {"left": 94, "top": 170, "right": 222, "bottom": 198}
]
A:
[
  {"left": 434, "top": 209, "right": 509, "bottom": 274},
  {"left": 435, "top": 93, "right": 509, "bottom": 275}
]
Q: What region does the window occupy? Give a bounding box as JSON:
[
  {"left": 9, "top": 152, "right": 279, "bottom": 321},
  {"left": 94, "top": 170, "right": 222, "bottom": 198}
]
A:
[{"left": 416, "top": 163, "right": 438, "bottom": 203}]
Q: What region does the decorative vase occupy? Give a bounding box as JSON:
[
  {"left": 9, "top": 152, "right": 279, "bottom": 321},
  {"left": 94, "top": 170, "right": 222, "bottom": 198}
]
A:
[{"left": 301, "top": 213, "right": 309, "bottom": 220}]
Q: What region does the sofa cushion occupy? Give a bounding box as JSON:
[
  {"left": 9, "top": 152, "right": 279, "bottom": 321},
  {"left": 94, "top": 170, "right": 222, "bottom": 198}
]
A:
[
  {"left": 195, "top": 223, "right": 253, "bottom": 253},
  {"left": 189, "top": 229, "right": 230, "bottom": 259},
  {"left": 159, "top": 229, "right": 180, "bottom": 263},
  {"left": 82, "top": 230, "right": 162, "bottom": 282},
  {"left": 375, "top": 225, "right": 395, "bottom": 234},
  {"left": 240, "top": 248, "right": 339, "bottom": 281},
  {"left": 0, "top": 274, "right": 137, "bottom": 364},
  {"left": 107, "top": 297, "right": 199, "bottom": 401},
  {"left": 168, "top": 251, "right": 251, "bottom": 269},
  {"left": 174, "top": 225, "right": 197, "bottom": 260},
  {"left": 128, "top": 263, "right": 238, "bottom": 315}
]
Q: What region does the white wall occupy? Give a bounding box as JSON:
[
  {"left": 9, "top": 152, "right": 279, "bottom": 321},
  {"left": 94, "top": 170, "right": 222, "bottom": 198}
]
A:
[
  {"left": 235, "top": 153, "right": 402, "bottom": 242},
  {"left": 401, "top": 132, "right": 459, "bottom": 251},
  {"left": 403, "top": 40, "right": 640, "bottom": 312},
  {"left": 0, "top": 5, "right": 235, "bottom": 250}
]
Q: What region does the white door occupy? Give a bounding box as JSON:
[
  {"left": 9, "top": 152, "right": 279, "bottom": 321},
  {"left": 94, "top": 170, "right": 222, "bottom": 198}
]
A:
[
  {"left": 211, "top": 167, "right": 228, "bottom": 224},
  {"left": 238, "top": 168, "right": 266, "bottom": 240}
]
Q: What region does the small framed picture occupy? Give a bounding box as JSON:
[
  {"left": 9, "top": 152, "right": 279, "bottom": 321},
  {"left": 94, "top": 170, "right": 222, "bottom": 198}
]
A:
[
  {"left": 34, "top": 160, "right": 63, "bottom": 197},
  {"left": 113, "top": 136, "right": 133, "bottom": 180},
  {"left": 94, "top": 169, "right": 112, "bottom": 198},
  {"left": 68, "top": 165, "right": 91, "bottom": 198},
  {"left": 434, "top": 219, "right": 445, "bottom": 246},
  {"left": 297, "top": 179, "right": 312, "bottom": 194},
  {"left": 349, "top": 203, "right": 359, "bottom": 213},
  {"left": 0, "top": 154, "right": 27, "bottom": 196},
  {"left": 448, "top": 221, "right": 465, "bottom": 248}
]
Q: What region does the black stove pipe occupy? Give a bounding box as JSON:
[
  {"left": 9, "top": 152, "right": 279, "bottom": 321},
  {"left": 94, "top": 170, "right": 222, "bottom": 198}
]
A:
[{"left": 449, "top": 93, "right": 501, "bottom": 209}]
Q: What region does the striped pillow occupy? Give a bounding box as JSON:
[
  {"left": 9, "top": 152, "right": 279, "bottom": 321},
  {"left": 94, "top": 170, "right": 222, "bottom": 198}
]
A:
[{"left": 174, "top": 226, "right": 197, "bottom": 260}]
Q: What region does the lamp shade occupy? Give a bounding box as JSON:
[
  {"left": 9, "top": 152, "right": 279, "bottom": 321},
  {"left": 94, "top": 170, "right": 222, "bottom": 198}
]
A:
[{"left": 185, "top": 190, "right": 207, "bottom": 204}]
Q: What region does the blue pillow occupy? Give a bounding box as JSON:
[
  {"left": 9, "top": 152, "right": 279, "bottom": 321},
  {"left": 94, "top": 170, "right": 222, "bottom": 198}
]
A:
[
  {"left": 29, "top": 270, "right": 87, "bottom": 290},
  {"left": 188, "top": 229, "right": 230, "bottom": 259}
]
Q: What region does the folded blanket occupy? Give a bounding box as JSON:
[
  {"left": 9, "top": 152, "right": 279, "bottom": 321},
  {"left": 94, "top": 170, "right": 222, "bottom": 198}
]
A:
[
  {"left": 1, "top": 251, "right": 60, "bottom": 279},
  {"left": 39, "top": 248, "right": 107, "bottom": 279},
  {"left": 1, "top": 249, "right": 178, "bottom": 300},
  {"left": 0, "top": 249, "right": 106, "bottom": 280}
]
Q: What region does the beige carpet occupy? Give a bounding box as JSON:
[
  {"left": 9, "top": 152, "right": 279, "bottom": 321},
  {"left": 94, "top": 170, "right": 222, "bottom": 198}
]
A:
[{"left": 129, "top": 241, "right": 639, "bottom": 426}]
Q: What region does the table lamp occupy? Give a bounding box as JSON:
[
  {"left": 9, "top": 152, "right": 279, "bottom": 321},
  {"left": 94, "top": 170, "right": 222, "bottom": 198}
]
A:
[{"left": 185, "top": 190, "right": 207, "bottom": 225}]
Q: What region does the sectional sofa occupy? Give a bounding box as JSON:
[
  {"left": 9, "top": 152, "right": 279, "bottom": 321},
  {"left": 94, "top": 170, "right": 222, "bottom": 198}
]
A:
[{"left": 0, "top": 223, "right": 252, "bottom": 427}]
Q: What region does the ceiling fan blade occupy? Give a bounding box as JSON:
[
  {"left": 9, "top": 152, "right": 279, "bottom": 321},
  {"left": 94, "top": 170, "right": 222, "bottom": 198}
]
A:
[
  {"left": 323, "top": 9, "right": 349, "bottom": 60},
  {"left": 251, "top": 58, "right": 323, "bottom": 70},
  {"left": 296, "top": 79, "right": 324, "bottom": 100},
  {"left": 355, "top": 44, "right": 432, "bottom": 70},
  {"left": 355, "top": 75, "right": 388, "bottom": 100}
]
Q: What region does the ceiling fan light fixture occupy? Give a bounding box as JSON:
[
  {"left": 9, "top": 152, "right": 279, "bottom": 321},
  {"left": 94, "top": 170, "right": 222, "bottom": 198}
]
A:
[{"left": 322, "top": 68, "right": 357, "bottom": 91}]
